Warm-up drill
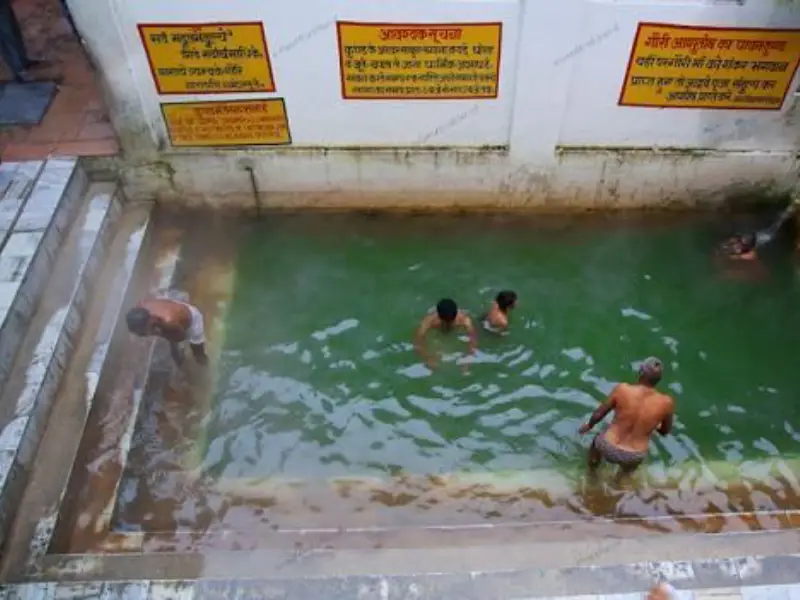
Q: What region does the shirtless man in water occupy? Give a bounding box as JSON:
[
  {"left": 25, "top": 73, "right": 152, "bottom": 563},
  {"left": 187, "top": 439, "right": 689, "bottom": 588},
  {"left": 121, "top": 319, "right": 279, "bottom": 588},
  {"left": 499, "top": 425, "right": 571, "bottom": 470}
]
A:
[
  {"left": 415, "top": 298, "right": 477, "bottom": 370},
  {"left": 481, "top": 290, "right": 517, "bottom": 332},
  {"left": 126, "top": 297, "right": 208, "bottom": 366},
  {"left": 579, "top": 357, "right": 674, "bottom": 479}
]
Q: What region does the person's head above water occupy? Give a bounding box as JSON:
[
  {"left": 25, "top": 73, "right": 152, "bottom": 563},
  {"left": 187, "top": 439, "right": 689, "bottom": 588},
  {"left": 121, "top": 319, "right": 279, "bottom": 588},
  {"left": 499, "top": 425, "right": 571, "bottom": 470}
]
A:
[
  {"left": 436, "top": 298, "right": 459, "bottom": 324},
  {"left": 638, "top": 356, "right": 663, "bottom": 386},
  {"left": 722, "top": 232, "right": 756, "bottom": 256},
  {"left": 126, "top": 307, "right": 152, "bottom": 336},
  {"left": 495, "top": 290, "right": 518, "bottom": 313},
  {"left": 738, "top": 232, "right": 757, "bottom": 253}
]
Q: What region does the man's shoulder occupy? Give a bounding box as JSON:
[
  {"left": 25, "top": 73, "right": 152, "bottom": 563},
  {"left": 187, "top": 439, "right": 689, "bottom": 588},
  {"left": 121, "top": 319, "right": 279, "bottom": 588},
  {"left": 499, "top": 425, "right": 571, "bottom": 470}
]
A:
[
  {"left": 614, "top": 382, "right": 633, "bottom": 395},
  {"left": 419, "top": 313, "right": 436, "bottom": 327},
  {"left": 658, "top": 390, "right": 675, "bottom": 408},
  {"left": 457, "top": 310, "right": 473, "bottom": 323}
]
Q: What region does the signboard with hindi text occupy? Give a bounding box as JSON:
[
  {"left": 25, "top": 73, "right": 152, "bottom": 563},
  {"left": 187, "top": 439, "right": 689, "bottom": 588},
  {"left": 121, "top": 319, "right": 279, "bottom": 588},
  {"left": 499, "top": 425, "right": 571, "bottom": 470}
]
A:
[
  {"left": 619, "top": 23, "right": 800, "bottom": 110},
  {"left": 337, "top": 21, "right": 502, "bottom": 99},
  {"left": 161, "top": 100, "right": 291, "bottom": 147},
  {"left": 138, "top": 22, "right": 276, "bottom": 94}
]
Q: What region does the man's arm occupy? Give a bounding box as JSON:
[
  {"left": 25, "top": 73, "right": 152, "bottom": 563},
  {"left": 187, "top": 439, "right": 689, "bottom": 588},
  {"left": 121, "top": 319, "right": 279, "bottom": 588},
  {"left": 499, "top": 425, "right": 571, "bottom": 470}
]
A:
[
  {"left": 190, "top": 343, "right": 208, "bottom": 366},
  {"left": 495, "top": 313, "right": 509, "bottom": 330},
  {"left": 152, "top": 321, "right": 187, "bottom": 366},
  {"left": 657, "top": 402, "right": 674, "bottom": 436},
  {"left": 579, "top": 385, "right": 619, "bottom": 434},
  {"left": 462, "top": 316, "right": 478, "bottom": 354},
  {"left": 153, "top": 320, "right": 186, "bottom": 343},
  {"left": 414, "top": 317, "right": 433, "bottom": 365}
]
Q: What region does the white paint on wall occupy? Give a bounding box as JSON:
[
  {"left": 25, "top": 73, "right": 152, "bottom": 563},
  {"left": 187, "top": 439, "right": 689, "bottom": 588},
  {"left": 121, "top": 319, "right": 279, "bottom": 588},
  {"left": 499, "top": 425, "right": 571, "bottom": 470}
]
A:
[
  {"left": 66, "top": 0, "right": 800, "bottom": 207},
  {"left": 78, "top": 0, "right": 521, "bottom": 149}
]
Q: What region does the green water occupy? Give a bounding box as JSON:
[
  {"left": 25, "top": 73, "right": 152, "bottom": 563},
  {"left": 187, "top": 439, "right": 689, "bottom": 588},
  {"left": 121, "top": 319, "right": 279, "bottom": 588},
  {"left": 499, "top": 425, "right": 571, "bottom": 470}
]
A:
[{"left": 201, "top": 212, "right": 800, "bottom": 484}]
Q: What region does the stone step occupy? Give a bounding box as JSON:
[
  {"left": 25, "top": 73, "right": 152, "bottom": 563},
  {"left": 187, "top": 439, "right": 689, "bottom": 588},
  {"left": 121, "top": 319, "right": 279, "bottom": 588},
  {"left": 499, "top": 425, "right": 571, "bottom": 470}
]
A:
[
  {"left": 7, "top": 549, "right": 799, "bottom": 599},
  {"left": 0, "top": 179, "right": 118, "bottom": 552},
  {"left": 9, "top": 211, "right": 183, "bottom": 572},
  {"left": 207, "top": 454, "right": 800, "bottom": 504},
  {"left": 16, "top": 204, "right": 155, "bottom": 571},
  {"left": 0, "top": 159, "right": 87, "bottom": 395},
  {"left": 55, "top": 223, "right": 182, "bottom": 551}
]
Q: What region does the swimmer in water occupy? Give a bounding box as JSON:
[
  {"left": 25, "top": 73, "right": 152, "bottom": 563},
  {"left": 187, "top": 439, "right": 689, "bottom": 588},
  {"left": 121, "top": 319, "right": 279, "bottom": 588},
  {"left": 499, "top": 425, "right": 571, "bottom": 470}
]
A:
[
  {"left": 579, "top": 357, "right": 674, "bottom": 481},
  {"left": 719, "top": 232, "right": 757, "bottom": 261},
  {"left": 415, "top": 298, "right": 477, "bottom": 370},
  {"left": 481, "top": 290, "right": 517, "bottom": 332},
  {"left": 126, "top": 296, "right": 208, "bottom": 366}
]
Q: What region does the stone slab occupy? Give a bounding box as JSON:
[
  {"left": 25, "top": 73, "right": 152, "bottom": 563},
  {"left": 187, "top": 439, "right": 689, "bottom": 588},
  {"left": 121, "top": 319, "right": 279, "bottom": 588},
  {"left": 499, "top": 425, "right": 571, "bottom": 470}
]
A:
[
  {"left": 26, "top": 209, "right": 153, "bottom": 570},
  {"left": 1, "top": 565, "right": 799, "bottom": 599},
  {"left": 0, "top": 159, "right": 84, "bottom": 394},
  {"left": 0, "top": 185, "right": 120, "bottom": 554},
  {"left": 94, "top": 242, "right": 181, "bottom": 534}
]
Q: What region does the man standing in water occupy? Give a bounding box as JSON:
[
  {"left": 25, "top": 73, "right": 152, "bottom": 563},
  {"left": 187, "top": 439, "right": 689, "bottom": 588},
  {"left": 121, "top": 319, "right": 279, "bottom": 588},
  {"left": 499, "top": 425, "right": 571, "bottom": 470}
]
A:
[
  {"left": 415, "top": 298, "right": 477, "bottom": 370},
  {"left": 481, "top": 290, "right": 518, "bottom": 332},
  {"left": 126, "top": 296, "right": 208, "bottom": 366},
  {"left": 579, "top": 357, "right": 674, "bottom": 480}
]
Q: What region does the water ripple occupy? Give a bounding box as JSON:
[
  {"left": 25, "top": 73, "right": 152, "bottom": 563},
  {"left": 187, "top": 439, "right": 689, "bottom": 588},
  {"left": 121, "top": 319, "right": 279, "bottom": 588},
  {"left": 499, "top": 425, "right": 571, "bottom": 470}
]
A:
[{"left": 109, "top": 215, "right": 800, "bottom": 538}]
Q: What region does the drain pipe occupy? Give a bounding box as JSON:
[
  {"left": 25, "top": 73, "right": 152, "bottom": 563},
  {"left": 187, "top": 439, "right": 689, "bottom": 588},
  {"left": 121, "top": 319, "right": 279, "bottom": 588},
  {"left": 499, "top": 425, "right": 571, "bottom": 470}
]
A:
[
  {"left": 754, "top": 193, "right": 800, "bottom": 246},
  {"left": 238, "top": 158, "right": 262, "bottom": 216}
]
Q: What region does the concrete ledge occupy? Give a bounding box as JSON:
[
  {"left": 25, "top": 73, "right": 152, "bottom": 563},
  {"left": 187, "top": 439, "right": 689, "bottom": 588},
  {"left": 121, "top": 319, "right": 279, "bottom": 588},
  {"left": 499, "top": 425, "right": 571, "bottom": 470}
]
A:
[
  {"left": 25, "top": 207, "right": 153, "bottom": 570},
  {"left": 29, "top": 529, "right": 800, "bottom": 582},
  {"left": 90, "top": 248, "right": 182, "bottom": 536},
  {"left": 0, "top": 162, "right": 42, "bottom": 251},
  {"left": 209, "top": 455, "right": 800, "bottom": 504},
  {"left": 107, "top": 149, "right": 800, "bottom": 211},
  {"left": 4, "top": 553, "right": 799, "bottom": 598},
  {"left": 0, "top": 159, "right": 86, "bottom": 394},
  {"left": 0, "top": 184, "right": 119, "bottom": 553}
]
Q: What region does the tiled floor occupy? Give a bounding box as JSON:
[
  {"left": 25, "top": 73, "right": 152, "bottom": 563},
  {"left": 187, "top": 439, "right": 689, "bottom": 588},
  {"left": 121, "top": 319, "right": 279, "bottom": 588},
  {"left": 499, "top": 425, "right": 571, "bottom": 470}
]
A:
[{"left": 0, "top": 0, "right": 119, "bottom": 161}]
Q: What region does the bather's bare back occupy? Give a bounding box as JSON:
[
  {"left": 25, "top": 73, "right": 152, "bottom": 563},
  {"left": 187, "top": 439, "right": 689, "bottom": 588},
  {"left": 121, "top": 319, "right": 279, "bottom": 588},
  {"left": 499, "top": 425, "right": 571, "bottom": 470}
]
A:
[{"left": 604, "top": 383, "right": 674, "bottom": 454}]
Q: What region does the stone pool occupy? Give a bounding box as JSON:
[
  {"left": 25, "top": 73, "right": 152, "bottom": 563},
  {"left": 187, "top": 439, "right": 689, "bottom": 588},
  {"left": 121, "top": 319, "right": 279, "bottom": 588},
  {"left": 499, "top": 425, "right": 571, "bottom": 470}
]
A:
[{"left": 50, "top": 209, "right": 800, "bottom": 556}]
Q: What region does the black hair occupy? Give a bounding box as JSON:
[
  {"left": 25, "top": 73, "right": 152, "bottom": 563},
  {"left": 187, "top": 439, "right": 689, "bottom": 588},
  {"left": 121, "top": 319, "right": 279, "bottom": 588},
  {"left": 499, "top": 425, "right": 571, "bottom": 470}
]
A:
[
  {"left": 495, "top": 290, "right": 517, "bottom": 312},
  {"left": 638, "top": 357, "right": 664, "bottom": 386},
  {"left": 436, "top": 298, "right": 458, "bottom": 323},
  {"left": 126, "top": 307, "right": 151, "bottom": 335}
]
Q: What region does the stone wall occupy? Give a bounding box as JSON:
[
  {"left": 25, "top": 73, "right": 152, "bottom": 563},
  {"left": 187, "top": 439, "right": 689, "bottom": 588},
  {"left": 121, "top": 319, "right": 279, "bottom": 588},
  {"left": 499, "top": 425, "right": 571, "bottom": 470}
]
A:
[{"left": 69, "top": 0, "right": 800, "bottom": 209}]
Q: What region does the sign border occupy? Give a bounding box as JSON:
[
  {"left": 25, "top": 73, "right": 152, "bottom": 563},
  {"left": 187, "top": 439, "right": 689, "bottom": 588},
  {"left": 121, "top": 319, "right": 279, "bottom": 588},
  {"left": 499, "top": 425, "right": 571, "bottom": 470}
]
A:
[
  {"left": 336, "top": 20, "right": 503, "bottom": 101},
  {"left": 137, "top": 21, "right": 277, "bottom": 95},
  {"left": 618, "top": 22, "right": 800, "bottom": 111},
  {"left": 160, "top": 98, "right": 293, "bottom": 148}
]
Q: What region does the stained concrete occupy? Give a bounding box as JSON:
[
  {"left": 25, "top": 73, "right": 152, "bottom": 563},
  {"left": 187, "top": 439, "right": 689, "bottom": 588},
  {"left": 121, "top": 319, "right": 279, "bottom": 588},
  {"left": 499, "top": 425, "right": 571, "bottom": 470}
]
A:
[{"left": 1, "top": 555, "right": 800, "bottom": 598}]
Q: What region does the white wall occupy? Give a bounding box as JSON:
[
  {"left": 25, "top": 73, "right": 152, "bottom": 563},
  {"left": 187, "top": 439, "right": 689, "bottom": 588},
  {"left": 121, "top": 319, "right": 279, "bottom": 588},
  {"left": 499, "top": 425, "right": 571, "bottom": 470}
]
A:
[
  {"left": 68, "top": 0, "right": 800, "bottom": 208},
  {"left": 81, "top": 0, "right": 521, "bottom": 149}
]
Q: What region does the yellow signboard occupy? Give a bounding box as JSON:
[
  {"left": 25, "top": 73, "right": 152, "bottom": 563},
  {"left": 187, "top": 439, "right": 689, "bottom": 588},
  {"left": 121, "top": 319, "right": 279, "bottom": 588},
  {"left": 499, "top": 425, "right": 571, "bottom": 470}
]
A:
[
  {"left": 337, "top": 21, "right": 502, "bottom": 99},
  {"left": 138, "top": 22, "right": 275, "bottom": 94},
  {"left": 620, "top": 23, "right": 800, "bottom": 110},
  {"left": 161, "top": 100, "right": 291, "bottom": 147}
]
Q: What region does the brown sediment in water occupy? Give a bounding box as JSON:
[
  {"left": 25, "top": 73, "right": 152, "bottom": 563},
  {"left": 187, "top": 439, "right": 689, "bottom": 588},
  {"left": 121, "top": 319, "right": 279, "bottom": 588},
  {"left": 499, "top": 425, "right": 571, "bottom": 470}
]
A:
[
  {"left": 53, "top": 453, "right": 800, "bottom": 554},
  {"left": 176, "top": 234, "right": 238, "bottom": 472}
]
